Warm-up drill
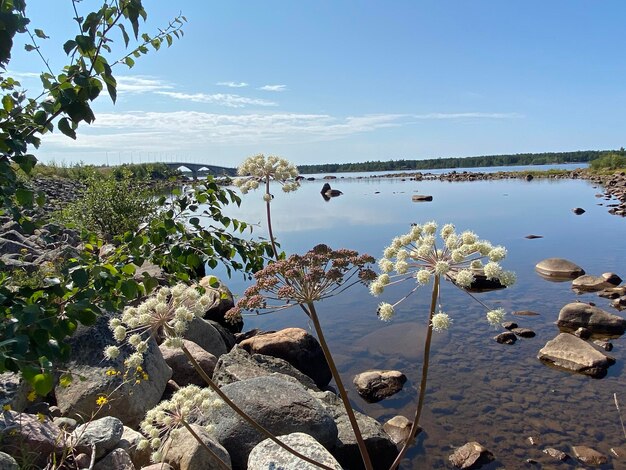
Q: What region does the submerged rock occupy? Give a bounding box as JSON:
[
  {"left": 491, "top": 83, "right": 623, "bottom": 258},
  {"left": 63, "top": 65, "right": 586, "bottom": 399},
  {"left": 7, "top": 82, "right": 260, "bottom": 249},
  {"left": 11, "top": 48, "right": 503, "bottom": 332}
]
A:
[
  {"left": 494, "top": 332, "right": 517, "bottom": 345},
  {"left": 572, "top": 445, "right": 608, "bottom": 466},
  {"left": 537, "top": 333, "right": 615, "bottom": 378},
  {"left": 449, "top": 441, "right": 494, "bottom": 469},
  {"left": 543, "top": 447, "right": 569, "bottom": 461},
  {"left": 353, "top": 369, "right": 407, "bottom": 402}
]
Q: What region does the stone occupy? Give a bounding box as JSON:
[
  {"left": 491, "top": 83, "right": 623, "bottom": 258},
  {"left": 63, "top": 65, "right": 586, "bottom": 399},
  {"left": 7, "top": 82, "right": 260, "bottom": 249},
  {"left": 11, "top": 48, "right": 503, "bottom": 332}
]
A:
[
  {"left": 411, "top": 194, "right": 433, "bottom": 201},
  {"left": 93, "top": 448, "right": 135, "bottom": 470},
  {"left": 537, "top": 333, "right": 615, "bottom": 378},
  {"left": 0, "top": 373, "right": 30, "bottom": 413},
  {"left": 556, "top": 302, "right": 626, "bottom": 335},
  {"left": 572, "top": 274, "right": 616, "bottom": 292},
  {"left": 74, "top": 453, "right": 90, "bottom": 468},
  {"left": 238, "top": 328, "right": 331, "bottom": 388},
  {"left": 494, "top": 332, "right": 517, "bottom": 344},
  {"left": 184, "top": 317, "right": 229, "bottom": 358},
  {"left": 212, "top": 346, "right": 318, "bottom": 390},
  {"left": 593, "top": 339, "right": 613, "bottom": 351},
  {"left": 199, "top": 275, "right": 238, "bottom": 329},
  {"left": 524, "top": 234, "right": 543, "bottom": 239},
  {"left": 610, "top": 444, "right": 626, "bottom": 460},
  {"left": 572, "top": 207, "right": 586, "bottom": 214},
  {"left": 142, "top": 465, "right": 174, "bottom": 470},
  {"left": 448, "top": 441, "right": 494, "bottom": 469},
  {"left": 198, "top": 375, "right": 337, "bottom": 469},
  {"left": 53, "top": 417, "right": 78, "bottom": 431},
  {"left": 247, "top": 432, "right": 342, "bottom": 470},
  {"left": 117, "top": 426, "right": 151, "bottom": 469},
  {"left": 353, "top": 370, "right": 407, "bottom": 402},
  {"left": 311, "top": 390, "right": 398, "bottom": 470},
  {"left": 574, "top": 327, "right": 591, "bottom": 339},
  {"left": 382, "top": 415, "right": 413, "bottom": 446},
  {"left": 54, "top": 314, "right": 171, "bottom": 428},
  {"left": 160, "top": 339, "right": 217, "bottom": 387},
  {"left": 543, "top": 447, "right": 569, "bottom": 461},
  {"left": 0, "top": 410, "right": 63, "bottom": 467},
  {"left": 602, "top": 272, "right": 622, "bottom": 285},
  {"left": 535, "top": 258, "right": 585, "bottom": 279},
  {"left": 511, "top": 327, "right": 536, "bottom": 338},
  {"left": 526, "top": 436, "right": 539, "bottom": 446},
  {"left": 163, "top": 424, "right": 231, "bottom": 470},
  {"left": 0, "top": 452, "right": 18, "bottom": 470},
  {"left": 572, "top": 445, "right": 608, "bottom": 466},
  {"left": 502, "top": 321, "right": 518, "bottom": 330},
  {"left": 72, "top": 416, "right": 124, "bottom": 459},
  {"left": 512, "top": 310, "right": 540, "bottom": 316}
]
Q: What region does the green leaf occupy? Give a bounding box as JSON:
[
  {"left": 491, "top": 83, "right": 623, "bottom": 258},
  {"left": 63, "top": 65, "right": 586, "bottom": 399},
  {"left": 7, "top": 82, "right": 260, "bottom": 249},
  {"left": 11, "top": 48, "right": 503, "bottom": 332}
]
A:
[
  {"left": 124, "top": 56, "right": 134, "bottom": 68},
  {"left": 143, "top": 276, "right": 159, "bottom": 293},
  {"left": 32, "top": 373, "right": 54, "bottom": 396},
  {"left": 24, "top": 44, "right": 36, "bottom": 52},
  {"left": 121, "top": 280, "right": 138, "bottom": 299},
  {"left": 34, "top": 29, "right": 49, "bottom": 39},
  {"left": 63, "top": 39, "right": 77, "bottom": 55},
  {"left": 57, "top": 117, "right": 76, "bottom": 139},
  {"left": 121, "top": 264, "right": 136, "bottom": 275},
  {"left": 70, "top": 268, "right": 89, "bottom": 288},
  {"left": 76, "top": 309, "right": 97, "bottom": 325},
  {"left": 118, "top": 23, "right": 130, "bottom": 47},
  {"left": 59, "top": 373, "right": 73, "bottom": 388},
  {"left": 2, "top": 94, "right": 13, "bottom": 112},
  {"left": 15, "top": 188, "right": 34, "bottom": 206}
]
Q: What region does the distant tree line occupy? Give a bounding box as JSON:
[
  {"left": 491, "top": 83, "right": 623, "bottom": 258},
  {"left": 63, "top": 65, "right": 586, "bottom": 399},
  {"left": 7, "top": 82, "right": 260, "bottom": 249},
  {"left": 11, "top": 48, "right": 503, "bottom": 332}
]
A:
[{"left": 298, "top": 150, "right": 620, "bottom": 174}]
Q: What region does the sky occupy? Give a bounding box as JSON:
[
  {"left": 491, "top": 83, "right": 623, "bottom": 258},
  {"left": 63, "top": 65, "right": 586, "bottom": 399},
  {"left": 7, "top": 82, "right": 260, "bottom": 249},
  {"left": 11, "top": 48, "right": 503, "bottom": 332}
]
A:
[{"left": 7, "top": 1, "right": 626, "bottom": 167}]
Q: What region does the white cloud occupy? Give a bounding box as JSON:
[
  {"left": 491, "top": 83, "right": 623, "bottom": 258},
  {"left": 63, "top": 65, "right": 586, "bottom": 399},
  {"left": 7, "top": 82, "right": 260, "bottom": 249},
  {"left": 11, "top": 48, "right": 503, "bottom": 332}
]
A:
[
  {"left": 6, "top": 70, "right": 40, "bottom": 79},
  {"left": 411, "top": 112, "right": 522, "bottom": 119},
  {"left": 216, "top": 81, "right": 249, "bottom": 88},
  {"left": 259, "top": 84, "right": 287, "bottom": 92},
  {"left": 155, "top": 91, "right": 277, "bottom": 108},
  {"left": 116, "top": 76, "right": 173, "bottom": 94}
]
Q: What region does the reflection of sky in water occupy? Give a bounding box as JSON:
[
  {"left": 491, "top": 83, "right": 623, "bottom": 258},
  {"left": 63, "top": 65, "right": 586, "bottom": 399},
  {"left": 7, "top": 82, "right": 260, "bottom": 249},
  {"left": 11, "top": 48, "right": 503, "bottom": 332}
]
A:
[{"left": 210, "top": 174, "right": 626, "bottom": 468}]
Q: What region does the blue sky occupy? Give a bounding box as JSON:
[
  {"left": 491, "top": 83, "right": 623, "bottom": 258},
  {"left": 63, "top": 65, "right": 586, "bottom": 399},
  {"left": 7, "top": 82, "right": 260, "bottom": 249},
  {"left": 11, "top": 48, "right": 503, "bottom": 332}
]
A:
[{"left": 8, "top": 1, "right": 626, "bottom": 167}]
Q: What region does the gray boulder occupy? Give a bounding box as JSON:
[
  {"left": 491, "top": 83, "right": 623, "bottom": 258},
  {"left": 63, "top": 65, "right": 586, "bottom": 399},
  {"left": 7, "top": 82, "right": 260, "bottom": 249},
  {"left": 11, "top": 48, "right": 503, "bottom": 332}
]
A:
[
  {"left": 163, "top": 424, "right": 231, "bottom": 470},
  {"left": 0, "top": 373, "right": 30, "bottom": 412},
  {"left": 0, "top": 411, "right": 63, "bottom": 467},
  {"left": 248, "top": 432, "right": 342, "bottom": 470},
  {"left": 0, "top": 452, "right": 18, "bottom": 470},
  {"left": 238, "top": 328, "right": 331, "bottom": 388},
  {"left": 184, "top": 317, "right": 229, "bottom": 358},
  {"left": 535, "top": 258, "right": 585, "bottom": 279},
  {"left": 55, "top": 314, "right": 171, "bottom": 428},
  {"left": 557, "top": 302, "right": 626, "bottom": 336},
  {"left": 93, "top": 448, "right": 135, "bottom": 470},
  {"left": 537, "top": 333, "right": 615, "bottom": 378},
  {"left": 311, "top": 390, "right": 398, "bottom": 470},
  {"left": 72, "top": 416, "right": 124, "bottom": 459},
  {"left": 198, "top": 375, "right": 337, "bottom": 469},
  {"left": 382, "top": 415, "right": 413, "bottom": 446},
  {"left": 117, "top": 426, "right": 151, "bottom": 469},
  {"left": 160, "top": 339, "right": 217, "bottom": 387},
  {"left": 353, "top": 370, "right": 407, "bottom": 402},
  {"left": 572, "top": 274, "right": 616, "bottom": 292},
  {"left": 212, "top": 346, "right": 318, "bottom": 390}
]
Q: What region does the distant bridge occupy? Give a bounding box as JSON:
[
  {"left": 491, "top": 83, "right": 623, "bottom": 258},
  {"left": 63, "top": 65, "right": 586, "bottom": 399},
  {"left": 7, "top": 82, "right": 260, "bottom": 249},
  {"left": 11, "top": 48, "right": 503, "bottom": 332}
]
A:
[{"left": 161, "top": 162, "right": 237, "bottom": 178}]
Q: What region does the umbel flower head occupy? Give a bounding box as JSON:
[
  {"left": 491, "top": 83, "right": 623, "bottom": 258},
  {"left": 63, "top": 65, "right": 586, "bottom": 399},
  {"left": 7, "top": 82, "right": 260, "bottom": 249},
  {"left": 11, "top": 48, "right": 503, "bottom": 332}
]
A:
[
  {"left": 138, "top": 385, "right": 223, "bottom": 463},
  {"left": 104, "top": 283, "right": 221, "bottom": 369},
  {"left": 372, "top": 222, "right": 515, "bottom": 327},
  {"left": 234, "top": 154, "right": 300, "bottom": 194},
  {"left": 225, "top": 244, "right": 376, "bottom": 323}
]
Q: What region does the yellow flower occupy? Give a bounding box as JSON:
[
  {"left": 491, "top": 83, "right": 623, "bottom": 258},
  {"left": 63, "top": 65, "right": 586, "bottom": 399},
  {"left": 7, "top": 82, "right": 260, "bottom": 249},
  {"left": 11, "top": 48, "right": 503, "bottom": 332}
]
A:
[
  {"left": 96, "top": 396, "right": 109, "bottom": 406},
  {"left": 2, "top": 404, "right": 11, "bottom": 411},
  {"left": 105, "top": 369, "right": 119, "bottom": 376},
  {"left": 27, "top": 390, "right": 37, "bottom": 402},
  {"left": 36, "top": 412, "right": 45, "bottom": 422}
]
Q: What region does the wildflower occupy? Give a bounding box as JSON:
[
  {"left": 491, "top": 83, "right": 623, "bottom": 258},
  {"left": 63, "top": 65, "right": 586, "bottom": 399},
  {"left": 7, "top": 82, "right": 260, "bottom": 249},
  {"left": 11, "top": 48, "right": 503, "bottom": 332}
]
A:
[
  {"left": 486, "top": 308, "right": 506, "bottom": 326},
  {"left": 139, "top": 385, "right": 221, "bottom": 463},
  {"left": 373, "top": 222, "right": 515, "bottom": 327},
  {"left": 233, "top": 154, "right": 300, "bottom": 195},
  {"left": 225, "top": 244, "right": 375, "bottom": 323},
  {"left": 104, "top": 283, "right": 221, "bottom": 368},
  {"left": 27, "top": 390, "right": 37, "bottom": 402},
  {"left": 96, "top": 396, "right": 109, "bottom": 406},
  {"left": 2, "top": 404, "right": 11, "bottom": 411},
  {"left": 36, "top": 412, "right": 46, "bottom": 422}
]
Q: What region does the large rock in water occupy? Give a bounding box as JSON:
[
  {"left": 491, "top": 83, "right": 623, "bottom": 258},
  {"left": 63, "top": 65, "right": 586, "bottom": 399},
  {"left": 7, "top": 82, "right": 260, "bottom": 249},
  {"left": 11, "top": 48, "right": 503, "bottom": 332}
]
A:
[
  {"left": 537, "top": 333, "right": 615, "bottom": 378},
  {"left": 353, "top": 369, "right": 407, "bottom": 402},
  {"left": 248, "top": 432, "right": 342, "bottom": 470},
  {"left": 556, "top": 302, "right": 626, "bottom": 336},
  {"left": 572, "top": 274, "right": 616, "bottom": 292},
  {"left": 197, "top": 375, "right": 337, "bottom": 469},
  {"left": 535, "top": 258, "right": 585, "bottom": 279},
  {"left": 54, "top": 314, "right": 172, "bottom": 428},
  {"left": 449, "top": 441, "right": 494, "bottom": 469},
  {"left": 238, "top": 328, "right": 331, "bottom": 388}
]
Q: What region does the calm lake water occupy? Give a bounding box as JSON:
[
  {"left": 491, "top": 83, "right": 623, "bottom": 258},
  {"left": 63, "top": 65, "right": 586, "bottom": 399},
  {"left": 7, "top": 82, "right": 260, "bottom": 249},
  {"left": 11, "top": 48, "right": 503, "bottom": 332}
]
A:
[{"left": 213, "top": 166, "right": 626, "bottom": 469}]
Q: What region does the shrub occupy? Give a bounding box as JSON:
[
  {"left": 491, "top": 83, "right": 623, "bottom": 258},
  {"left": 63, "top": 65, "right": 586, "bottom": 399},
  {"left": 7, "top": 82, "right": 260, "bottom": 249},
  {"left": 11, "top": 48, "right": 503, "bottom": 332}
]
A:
[{"left": 590, "top": 152, "right": 626, "bottom": 171}]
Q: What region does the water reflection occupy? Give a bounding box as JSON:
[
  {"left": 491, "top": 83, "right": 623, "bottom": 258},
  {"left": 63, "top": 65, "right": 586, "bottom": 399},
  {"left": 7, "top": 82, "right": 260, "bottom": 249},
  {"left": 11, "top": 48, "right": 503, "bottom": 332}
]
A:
[{"left": 213, "top": 172, "right": 626, "bottom": 468}]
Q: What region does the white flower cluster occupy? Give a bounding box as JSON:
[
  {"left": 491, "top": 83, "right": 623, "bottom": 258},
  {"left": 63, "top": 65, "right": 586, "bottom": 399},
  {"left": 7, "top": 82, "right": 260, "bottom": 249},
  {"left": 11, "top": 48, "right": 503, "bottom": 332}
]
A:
[
  {"left": 233, "top": 154, "right": 300, "bottom": 195},
  {"left": 104, "top": 283, "right": 221, "bottom": 368},
  {"left": 372, "top": 222, "right": 515, "bottom": 327},
  {"left": 138, "top": 385, "right": 223, "bottom": 463}
]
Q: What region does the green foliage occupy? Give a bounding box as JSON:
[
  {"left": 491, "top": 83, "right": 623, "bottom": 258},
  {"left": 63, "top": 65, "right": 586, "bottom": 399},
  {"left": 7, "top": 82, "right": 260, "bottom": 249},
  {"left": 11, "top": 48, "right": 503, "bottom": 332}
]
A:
[
  {"left": 54, "top": 170, "right": 158, "bottom": 240},
  {"left": 590, "top": 151, "right": 626, "bottom": 171},
  {"left": 298, "top": 150, "right": 608, "bottom": 174}
]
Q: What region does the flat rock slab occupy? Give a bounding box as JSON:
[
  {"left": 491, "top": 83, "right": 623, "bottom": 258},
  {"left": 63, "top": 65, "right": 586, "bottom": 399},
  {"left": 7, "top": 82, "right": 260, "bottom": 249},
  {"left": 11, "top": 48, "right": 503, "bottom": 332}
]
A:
[
  {"left": 537, "top": 333, "right": 615, "bottom": 378},
  {"left": 353, "top": 369, "right": 407, "bottom": 402},
  {"left": 572, "top": 445, "right": 608, "bottom": 466},
  {"left": 412, "top": 194, "right": 433, "bottom": 201},
  {"left": 535, "top": 258, "right": 585, "bottom": 279},
  {"left": 557, "top": 302, "right": 626, "bottom": 336},
  {"left": 449, "top": 441, "right": 494, "bottom": 469},
  {"left": 572, "top": 275, "right": 616, "bottom": 292}
]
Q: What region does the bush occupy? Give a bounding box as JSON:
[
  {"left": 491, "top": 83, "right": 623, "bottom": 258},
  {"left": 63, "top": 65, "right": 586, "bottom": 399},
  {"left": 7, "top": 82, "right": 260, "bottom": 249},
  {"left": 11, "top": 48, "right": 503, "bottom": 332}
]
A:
[
  {"left": 590, "top": 152, "right": 626, "bottom": 171},
  {"left": 54, "top": 170, "right": 157, "bottom": 240}
]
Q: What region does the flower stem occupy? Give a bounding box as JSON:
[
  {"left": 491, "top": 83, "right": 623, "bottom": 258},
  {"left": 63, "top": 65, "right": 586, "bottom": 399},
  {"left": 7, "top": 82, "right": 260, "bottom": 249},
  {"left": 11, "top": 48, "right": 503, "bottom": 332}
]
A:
[
  {"left": 389, "top": 274, "right": 440, "bottom": 470},
  {"left": 181, "top": 420, "right": 231, "bottom": 470},
  {"left": 181, "top": 344, "right": 334, "bottom": 470},
  {"left": 265, "top": 176, "right": 279, "bottom": 261},
  {"left": 306, "top": 302, "right": 375, "bottom": 470}
]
